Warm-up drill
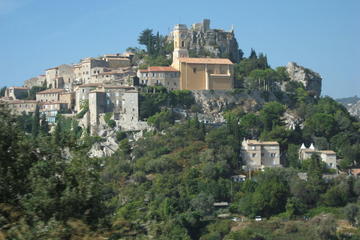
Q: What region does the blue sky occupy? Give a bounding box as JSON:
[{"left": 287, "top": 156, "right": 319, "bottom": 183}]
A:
[{"left": 0, "top": 0, "right": 359, "bottom": 98}]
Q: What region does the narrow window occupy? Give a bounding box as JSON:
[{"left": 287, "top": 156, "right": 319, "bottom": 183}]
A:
[{"left": 193, "top": 68, "right": 197, "bottom": 73}]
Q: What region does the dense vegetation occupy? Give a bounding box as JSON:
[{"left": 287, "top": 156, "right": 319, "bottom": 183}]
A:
[{"left": 1, "top": 81, "right": 360, "bottom": 239}]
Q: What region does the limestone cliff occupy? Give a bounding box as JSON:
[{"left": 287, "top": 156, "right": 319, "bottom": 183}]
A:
[{"left": 286, "top": 62, "right": 322, "bottom": 97}]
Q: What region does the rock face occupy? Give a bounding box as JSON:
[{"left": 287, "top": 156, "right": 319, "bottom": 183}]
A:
[
  {"left": 336, "top": 96, "right": 360, "bottom": 118},
  {"left": 286, "top": 62, "right": 322, "bottom": 97},
  {"left": 346, "top": 100, "right": 360, "bottom": 119},
  {"left": 170, "top": 19, "right": 241, "bottom": 63},
  {"left": 24, "top": 75, "right": 46, "bottom": 88},
  {"left": 191, "top": 90, "right": 278, "bottom": 124}
]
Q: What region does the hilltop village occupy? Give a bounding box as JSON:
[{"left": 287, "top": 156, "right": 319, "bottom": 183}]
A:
[
  {"left": 0, "top": 19, "right": 339, "bottom": 170},
  {"left": 2, "top": 19, "right": 360, "bottom": 240}
]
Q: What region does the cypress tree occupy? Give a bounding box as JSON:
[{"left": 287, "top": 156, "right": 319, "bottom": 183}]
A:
[{"left": 32, "top": 105, "right": 40, "bottom": 137}]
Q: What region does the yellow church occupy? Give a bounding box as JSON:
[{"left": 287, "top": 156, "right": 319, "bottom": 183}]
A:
[{"left": 171, "top": 24, "right": 234, "bottom": 90}]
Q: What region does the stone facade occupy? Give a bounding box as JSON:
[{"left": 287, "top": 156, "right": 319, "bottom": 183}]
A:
[
  {"left": 87, "top": 85, "right": 136, "bottom": 134},
  {"left": 36, "top": 88, "right": 65, "bottom": 102},
  {"left": 74, "top": 83, "right": 102, "bottom": 112},
  {"left": 299, "top": 144, "right": 337, "bottom": 169},
  {"left": 59, "top": 92, "right": 75, "bottom": 111},
  {"left": 137, "top": 66, "right": 180, "bottom": 90},
  {"left": 4, "top": 87, "right": 29, "bottom": 100},
  {"left": 45, "top": 64, "right": 75, "bottom": 90},
  {"left": 102, "top": 54, "right": 131, "bottom": 68},
  {"left": 2, "top": 100, "right": 37, "bottom": 115},
  {"left": 241, "top": 139, "right": 281, "bottom": 170}
]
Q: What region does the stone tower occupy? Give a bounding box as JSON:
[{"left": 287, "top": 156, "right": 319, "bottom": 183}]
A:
[{"left": 172, "top": 24, "right": 189, "bottom": 70}]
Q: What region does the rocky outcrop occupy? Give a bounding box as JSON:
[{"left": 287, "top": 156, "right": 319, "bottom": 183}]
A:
[
  {"left": 347, "top": 100, "right": 360, "bottom": 119},
  {"left": 191, "top": 90, "right": 278, "bottom": 124},
  {"left": 24, "top": 75, "right": 46, "bottom": 88},
  {"left": 286, "top": 62, "right": 322, "bottom": 97},
  {"left": 170, "top": 19, "right": 241, "bottom": 63}
]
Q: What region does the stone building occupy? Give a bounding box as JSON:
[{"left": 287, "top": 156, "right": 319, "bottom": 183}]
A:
[
  {"left": 4, "top": 86, "right": 29, "bottom": 100},
  {"left": 102, "top": 54, "right": 131, "bottom": 68},
  {"left": 241, "top": 139, "right": 281, "bottom": 170},
  {"left": 2, "top": 100, "right": 38, "bottom": 115},
  {"left": 74, "top": 83, "right": 102, "bottom": 112},
  {"left": 74, "top": 58, "right": 110, "bottom": 85},
  {"left": 137, "top": 66, "right": 180, "bottom": 90},
  {"left": 299, "top": 144, "right": 337, "bottom": 169},
  {"left": 94, "top": 68, "right": 136, "bottom": 85},
  {"left": 45, "top": 64, "right": 75, "bottom": 89},
  {"left": 39, "top": 102, "right": 69, "bottom": 124},
  {"left": 88, "top": 85, "right": 136, "bottom": 134},
  {"left": 36, "top": 88, "right": 66, "bottom": 102},
  {"left": 171, "top": 24, "right": 234, "bottom": 90}
]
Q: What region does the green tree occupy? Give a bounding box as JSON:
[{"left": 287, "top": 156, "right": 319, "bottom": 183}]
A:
[
  {"left": 31, "top": 105, "right": 40, "bottom": 138},
  {"left": 259, "top": 102, "right": 286, "bottom": 131}
]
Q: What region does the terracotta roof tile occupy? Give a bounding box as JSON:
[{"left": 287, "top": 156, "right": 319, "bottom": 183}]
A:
[
  {"left": 179, "top": 57, "right": 233, "bottom": 65},
  {"left": 10, "top": 86, "right": 29, "bottom": 90},
  {"left": 139, "top": 66, "right": 179, "bottom": 72},
  {"left": 247, "top": 140, "right": 279, "bottom": 145},
  {"left": 78, "top": 83, "right": 102, "bottom": 87}
]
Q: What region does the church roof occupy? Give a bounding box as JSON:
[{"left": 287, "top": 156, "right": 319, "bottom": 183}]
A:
[
  {"left": 179, "top": 57, "right": 233, "bottom": 65},
  {"left": 139, "top": 66, "right": 179, "bottom": 72}
]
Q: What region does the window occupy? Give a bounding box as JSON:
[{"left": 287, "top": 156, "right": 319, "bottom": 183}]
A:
[
  {"left": 181, "top": 41, "right": 185, "bottom": 47},
  {"left": 271, "top": 153, "right": 276, "bottom": 158},
  {"left": 193, "top": 68, "right": 197, "bottom": 73},
  {"left": 252, "top": 153, "right": 256, "bottom": 158}
]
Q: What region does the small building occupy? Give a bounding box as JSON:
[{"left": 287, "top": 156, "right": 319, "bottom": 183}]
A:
[
  {"left": 299, "top": 143, "right": 337, "bottom": 169},
  {"left": 36, "top": 88, "right": 66, "bottom": 102},
  {"left": 39, "top": 102, "right": 69, "bottom": 123},
  {"left": 231, "top": 174, "right": 247, "bottom": 182},
  {"left": 137, "top": 66, "right": 180, "bottom": 90},
  {"left": 4, "top": 86, "right": 29, "bottom": 100},
  {"left": 241, "top": 139, "right": 281, "bottom": 170}
]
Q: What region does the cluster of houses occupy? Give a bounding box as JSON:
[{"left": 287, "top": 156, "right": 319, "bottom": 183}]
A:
[{"left": 241, "top": 139, "right": 338, "bottom": 171}]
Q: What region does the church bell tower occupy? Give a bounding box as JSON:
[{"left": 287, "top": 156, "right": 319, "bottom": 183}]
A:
[{"left": 172, "top": 24, "right": 189, "bottom": 70}]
